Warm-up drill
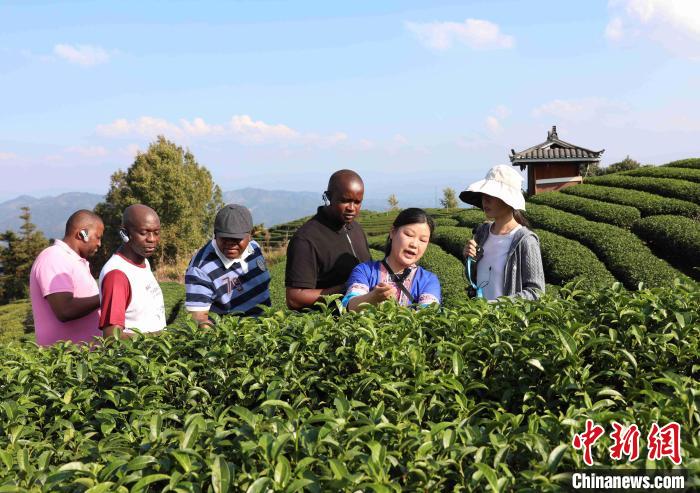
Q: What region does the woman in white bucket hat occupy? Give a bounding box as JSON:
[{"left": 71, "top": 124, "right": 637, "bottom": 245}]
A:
[{"left": 459, "top": 165, "right": 545, "bottom": 300}]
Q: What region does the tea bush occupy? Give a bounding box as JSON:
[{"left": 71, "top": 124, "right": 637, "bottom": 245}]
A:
[
  {"left": 433, "top": 217, "right": 458, "bottom": 227},
  {"left": 586, "top": 175, "right": 700, "bottom": 205},
  {"left": 632, "top": 216, "right": 700, "bottom": 278},
  {"left": 525, "top": 204, "right": 689, "bottom": 288},
  {"left": 454, "top": 210, "right": 487, "bottom": 229},
  {"left": 664, "top": 158, "right": 700, "bottom": 170},
  {"left": 417, "top": 245, "right": 467, "bottom": 307},
  {"left": 160, "top": 282, "right": 186, "bottom": 324},
  {"left": 0, "top": 301, "right": 31, "bottom": 344},
  {"left": 0, "top": 282, "right": 697, "bottom": 491},
  {"left": 431, "top": 226, "right": 471, "bottom": 260},
  {"left": 622, "top": 166, "right": 700, "bottom": 184},
  {"left": 268, "top": 259, "right": 287, "bottom": 311},
  {"left": 528, "top": 192, "right": 641, "bottom": 228},
  {"left": 562, "top": 184, "right": 700, "bottom": 218},
  {"left": 536, "top": 230, "right": 616, "bottom": 288}
]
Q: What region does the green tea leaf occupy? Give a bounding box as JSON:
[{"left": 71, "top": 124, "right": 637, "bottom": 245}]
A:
[
  {"left": 527, "top": 358, "right": 544, "bottom": 372},
  {"left": 211, "top": 455, "right": 230, "bottom": 493},
  {"left": 547, "top": 443, "right": 569, "bottom": 472},
  {"left": 246, "top": 477, "right": 271, "bottom": 493}
]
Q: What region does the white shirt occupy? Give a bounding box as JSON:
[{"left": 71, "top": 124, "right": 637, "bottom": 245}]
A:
[
  {"left": 478, "top": 224, "right": 522, "bottom": 300},
  {"left": 212, "top": 239, "right": 254, "bottom": 271},
  {"left": 99, "top": 254, "right": 166, "bottom": 333}
]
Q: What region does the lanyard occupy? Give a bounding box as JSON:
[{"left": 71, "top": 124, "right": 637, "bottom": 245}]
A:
[
  {"left": 466, "top": 257, "right": 484, "bottom": 298},
  {"left": 344, "top": 228, "right": 358, "bottom": 258},
  {"left": 381, "top": 259, "right": 415, "bottom": 305}
]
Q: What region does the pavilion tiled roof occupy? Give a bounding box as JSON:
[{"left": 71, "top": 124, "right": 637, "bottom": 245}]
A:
[{"left": 510, "top": 126, "right": 604, "bottom": 164}]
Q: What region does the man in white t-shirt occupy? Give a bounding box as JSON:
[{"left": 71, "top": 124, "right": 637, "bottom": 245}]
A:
[{"left": 99, "top": 204, "right": 166, "bottom": 338}]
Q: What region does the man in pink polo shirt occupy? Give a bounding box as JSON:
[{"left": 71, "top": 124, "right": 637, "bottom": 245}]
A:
[{"left": 29, "top": 210, "right": 104, "bottom": 346}]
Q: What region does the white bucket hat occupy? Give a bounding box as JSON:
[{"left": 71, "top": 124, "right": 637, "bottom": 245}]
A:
[{"left": 459, "top": 165, "right": 526, "bottom": 211}]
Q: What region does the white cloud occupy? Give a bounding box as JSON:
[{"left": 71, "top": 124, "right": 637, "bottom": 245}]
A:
[
  {"left": 53, "top": 44, "right": 111, "bottom": 66},
  {"left": 96, "top": 117, "right": 183, "bottom": 138},
  {"left": 0, "top": 152, "right": 17, "bottom": 160},
  {"left": 485, "top": 116, "right": 502, "bottom": 134},
  {"left": 95, "top": 115, "right": 347, "bottom": 147},
  {"left": 180, "top": 117, "right": 225, "bottom": 137},
  {"left": 492, "top": 105, "right": 510, "bottom": 119},
  {"left": 65, "top": 146, "right": 108, "bottom": 158},
  {"left": 405, "top": 19, "right": 514, "bottom": 51},
  {"left": 393, "top": 134, "right": 409, "bottom": 146},
  {"left": 605, "top": 17, "right": 625, "bottom": 41},
  {"left": 357, "top": 139, "right": 376, "bottom": 150},
  {"left": 532, "top": 97, "right": 629, "bottom": 124},
  {"left": 485, "top": 105, "right": 510, "bottom": 134},
  {"left": 606, "top": 0, "right": 700, "bottom": 59},
  {"left": 229, "top": 115, "right": 299, "bottom": 143},
  {"left": 318, "top": 132, "right": 348, "bottom": 147},
  {"left": 121, "top": 144, "right": 141, "bottom": 158}
]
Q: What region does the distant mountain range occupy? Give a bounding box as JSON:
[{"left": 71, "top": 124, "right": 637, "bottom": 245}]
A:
[
  {"left": 0, "top": 189, "right": 393, "bottom": 239},
  {"left": 0, "top": 193, "right": 104, "bottom": 240},
  {"left": 222, "top": 188, "right": 389, "bottom": 227}
]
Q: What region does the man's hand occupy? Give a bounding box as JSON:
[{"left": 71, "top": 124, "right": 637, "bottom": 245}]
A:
[
  {"left": 102, "top": 325, "right": 131, "bottom": 339},
  {"left": 286, "top": 285, "right": 345, "bottom": 310},
  {"left": 188, "top": 310, "right": 213, "bottom": 329}
]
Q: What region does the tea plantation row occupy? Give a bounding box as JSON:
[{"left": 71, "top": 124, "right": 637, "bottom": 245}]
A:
[
  {"left": 586, "top": 174, "right": 700, "bottom": 204},
  {"left": 561, "top": 184, "right": 700, "bottom": 218},
  {"left": 0, "top": 282, "right": 698, "bottom": 491}
]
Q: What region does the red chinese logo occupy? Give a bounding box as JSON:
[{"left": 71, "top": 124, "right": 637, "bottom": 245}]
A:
[
  {"left": 573, "top": 420, "right": 682, "bottom": 466},
  {"left": 573, "top": 419, "right": 605, "bottom": 466},
  {"left": 609, "top": 422, "right": 641, "bottom": 462},
  {"left": 647, "top": 422, "right": 682, "bottom": 465}
]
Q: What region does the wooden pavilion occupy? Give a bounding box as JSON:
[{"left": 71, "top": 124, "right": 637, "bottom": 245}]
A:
[{"left": 509, "top": 126, "right": 604, "bottom": 195}]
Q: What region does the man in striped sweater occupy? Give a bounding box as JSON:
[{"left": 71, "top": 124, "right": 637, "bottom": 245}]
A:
[{"left": 184, "top": 204, "right": 271, "bottom": 328}]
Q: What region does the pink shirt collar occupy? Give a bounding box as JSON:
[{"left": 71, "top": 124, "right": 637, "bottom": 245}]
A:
[{"left": 54, "top": 239, "right": 88, "bottom": 264}]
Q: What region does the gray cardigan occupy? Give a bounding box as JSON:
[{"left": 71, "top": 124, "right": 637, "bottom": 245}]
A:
[{"left": 472, "top": 222, "right": 545, "bottom": 300}]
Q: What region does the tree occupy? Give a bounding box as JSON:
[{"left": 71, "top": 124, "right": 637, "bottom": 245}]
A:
[
  {"left": 605, "top": 156, "right": 641, "bottom": 174},
  {"left": 387, "top": 194, "right": 399, "bottom": 211},
  {"left": 581, "top": 162, "right": 602, "bottom": 177},
  {"left": 94, "top": 136, "right": 223, "bottom": 270},
  {"left": 440, "top": 188, "right": 459, "bottom": 209},
  {"left": 0, "top": 207, "right": 49, "bottom": 302},
  {"left": 585, "top": 156, "right": 641, "bottom": 178}
]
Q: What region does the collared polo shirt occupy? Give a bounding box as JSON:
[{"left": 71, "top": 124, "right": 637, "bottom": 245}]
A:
[
  {"left": 285, "top": 206, "right": 371, "bottom": 289},
  {"left": 29, "top": 240, "right": 101, "bottom": 346},
  {"left": 185, "top": 239, "right": 271, "bottom": 317}
]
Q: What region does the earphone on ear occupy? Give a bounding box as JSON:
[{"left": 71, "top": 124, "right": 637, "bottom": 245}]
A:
[
  {"left": 119, "top": 229, "right": 130, "bottom": 243},
  {"left": 79, "top": 229, "right": 89, "bottom": 242},
  {"left": 322, "top": 191, "right": 330, "bottom": 206}
]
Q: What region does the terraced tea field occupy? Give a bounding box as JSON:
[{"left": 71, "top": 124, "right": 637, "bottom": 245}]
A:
[{"left": 0, "top": 159, "right": 698, "bottom": 490}]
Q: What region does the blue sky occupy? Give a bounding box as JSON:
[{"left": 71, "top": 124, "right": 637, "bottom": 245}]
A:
[{"left": 1, "top": 0, "right": 699, "bottom": 205}]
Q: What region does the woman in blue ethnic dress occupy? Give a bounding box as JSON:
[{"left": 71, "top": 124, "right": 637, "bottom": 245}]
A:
[{"left": 342, "top": 208, "right": 441, "bottom": 311}]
